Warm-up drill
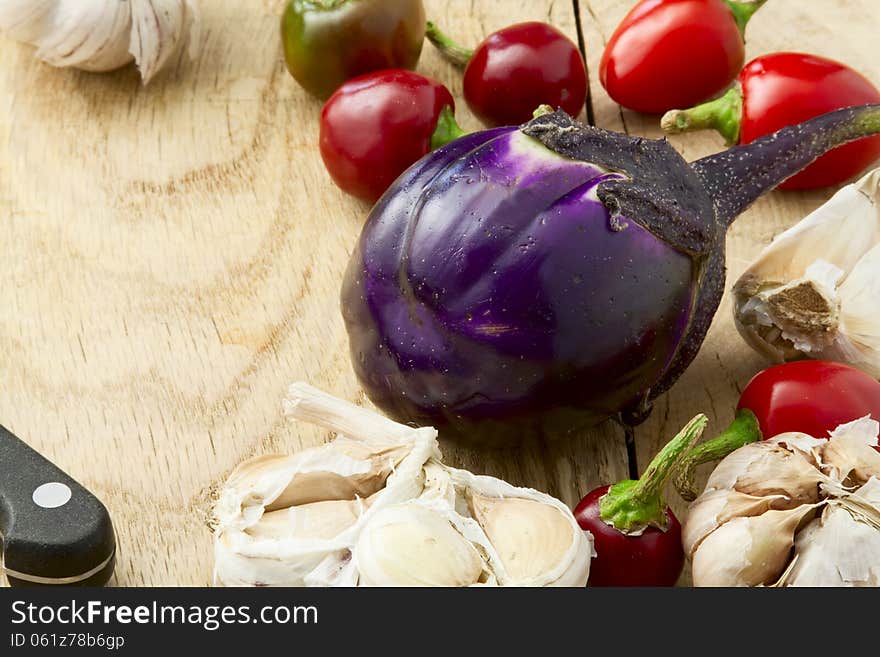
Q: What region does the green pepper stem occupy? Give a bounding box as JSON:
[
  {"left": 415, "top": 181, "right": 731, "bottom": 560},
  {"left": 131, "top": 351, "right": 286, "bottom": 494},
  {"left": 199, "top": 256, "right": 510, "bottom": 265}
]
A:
[
  {"left": 599, "top": 414, "right": 708, "bottom": 534},
  {"left": 672, "top": 409, "right": 762, "bottom": 502},
  {"left": 724, "top": 0, "right": 768, "bottom": 39},
  {"left": 426, "top": 21, "right": 473, "bottom": 67},
  {"left": 430, "top": 105, "right": 467, "bottom": 150},
  {"left": 661, "top": 86, "right": 743, "bottom": 145}
]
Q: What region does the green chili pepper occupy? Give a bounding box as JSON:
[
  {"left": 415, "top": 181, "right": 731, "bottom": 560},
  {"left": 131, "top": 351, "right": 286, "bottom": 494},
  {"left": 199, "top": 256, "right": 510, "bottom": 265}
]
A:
[{"left": 281, "top": 0, "right": 426, "bottom": 100}]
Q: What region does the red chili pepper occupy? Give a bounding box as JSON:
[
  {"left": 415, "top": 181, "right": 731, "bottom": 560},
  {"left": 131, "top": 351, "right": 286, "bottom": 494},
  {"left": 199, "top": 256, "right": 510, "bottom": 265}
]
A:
[
  {"left": 737, "top": 361, "right": 880, "bottom": 442},
  {"left": 319, "top": 70, "right": 461, "bottom": 203},
  {"left": 599, "top": 0, "right": 765, "bottom": 114},
  {"left": 663, "top": 53, "right": 880, "bottom": 189},
  {"left": 426, "top": 21, "right": 587, "bottom": 127},
  {"left": 574, "top": 415, "right": 707, "bottom": 586},
  {"left": 674, "top": 361, "right": 880, "bottom": 500}
]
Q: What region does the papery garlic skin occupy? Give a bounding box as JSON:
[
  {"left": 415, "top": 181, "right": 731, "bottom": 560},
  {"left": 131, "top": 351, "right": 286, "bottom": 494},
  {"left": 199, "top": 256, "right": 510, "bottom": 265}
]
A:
[
  {"left": 685, "top": 417, "right": 880, "bottom": 587},
  {"left": 733, "top": 168, "right": 880, "bottom": 376},
  {"left": 213, "top": 383, "right": 593, "bottom": 587},
  {"left": 0, "top": 0, "right": 199, "bottom": 83},
  {"left": 786, "top": 500, "right": 880, "bottom": 587}
]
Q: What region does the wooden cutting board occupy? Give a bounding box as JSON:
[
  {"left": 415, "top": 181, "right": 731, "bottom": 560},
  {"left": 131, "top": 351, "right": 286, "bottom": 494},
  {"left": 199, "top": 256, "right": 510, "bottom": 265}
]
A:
[{"left": 0, "top": 0, "right": 877, "bottom": 586}]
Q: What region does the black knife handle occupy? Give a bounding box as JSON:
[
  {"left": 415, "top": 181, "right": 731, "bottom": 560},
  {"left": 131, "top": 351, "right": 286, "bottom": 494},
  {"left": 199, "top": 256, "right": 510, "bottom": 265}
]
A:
[{"left": 0, "top": 425, "right": 115, "bottom": 586}]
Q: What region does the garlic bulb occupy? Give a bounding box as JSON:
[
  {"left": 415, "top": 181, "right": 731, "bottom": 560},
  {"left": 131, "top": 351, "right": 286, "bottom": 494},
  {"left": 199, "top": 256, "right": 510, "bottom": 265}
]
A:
[
  {"left": 213, "top": 383, "right": 594, "bottom": 587},
  {"left": 684, "top": 416, "right": 880, "bottom": 586},
  {"left": 733, "top": 168, "right": 880, "bottom": 376},
  {"left": 0, "top": 0, "right": 199, "bottom": 83}
]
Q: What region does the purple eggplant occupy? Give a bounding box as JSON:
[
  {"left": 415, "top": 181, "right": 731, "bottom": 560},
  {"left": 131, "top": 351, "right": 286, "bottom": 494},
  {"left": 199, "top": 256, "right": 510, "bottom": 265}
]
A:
[{"left": 341, "top": 105, "right": 880, "bottom": 445}]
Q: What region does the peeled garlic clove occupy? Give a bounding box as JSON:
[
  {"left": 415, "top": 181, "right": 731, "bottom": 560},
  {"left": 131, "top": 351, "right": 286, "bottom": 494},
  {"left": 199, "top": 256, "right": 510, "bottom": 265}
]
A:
[
  {"left": 245, "top": 497, "right": 372, "bottom": 541},
  {"left": 355, "top": 503, "right": 485, "bottom": 587},
  {"left": 0, "top": 0, "right": 199, "bottom": 83},
  {"left": 733, "top": 168, "right": 880, "bottom": 374},
  {"left": 820, "top": 416, "right": 880, "bottom": 484},
  {"left": 682, "top": 489, "right": 789, "bottom": 556},
  {"left": 785, "top": 504, "right": 880, "bottom": 586},
  {"left": 468, "top": 494, "right": 574, "bottom": 585},
  {"left": 691, "top": 504, "right": 817, "bottom": 587},
  {"left": 705, "top": 440, "right": 825, "bottom": 504}
]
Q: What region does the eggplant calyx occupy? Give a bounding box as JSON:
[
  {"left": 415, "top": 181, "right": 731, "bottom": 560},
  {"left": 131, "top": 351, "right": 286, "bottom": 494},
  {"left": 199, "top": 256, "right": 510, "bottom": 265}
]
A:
[
  {"left": 426, "top": 21, "right": 473, "bottom": 68},
  {"left": 599, "top": 414, "right": 708, "bottom": 534},
  {"left": 672, "top": 409, "right": 762, "bottom": 501},
  {"left": 723, "top": 0, "right": 767, "bottom": 40},
  {"left": 661, "top": 85, "right": 743, "bottom": 145},
  {"left": 522, "top": 111, "right": 718, "bottom": 256}
]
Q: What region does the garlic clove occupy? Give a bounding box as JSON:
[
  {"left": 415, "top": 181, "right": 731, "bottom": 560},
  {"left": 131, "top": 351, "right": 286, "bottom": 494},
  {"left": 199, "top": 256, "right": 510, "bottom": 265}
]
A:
[
  {"left": 468, "top": 494, "right": 575, "bottom": 585},
  {"left": 785, "top": 503, "right": 880, "bottom": 586},
  {"left": 245, "top": 497, "right": 372, "bottom": 542},
  {"left": 691, "top": 505, "right": 817, "bottom": 586},
  {"left": 130, "top": 0, "right": 199, "bottom": 83},
  {"left": 442, "top": 465, "right": 593, "bottom": 586},
  {"left": 705, "top": 440, "right": 826, "bottom": 504},
  {"left": 682, "top": 489, "right": 789, "bottom": 556},
  {"left": 37, "top": 0, "right": 132, "bottom": 72},
  {"left": 768, "top": 432, "right": 828, "bottom": 461},
  {"left": 0, "top": 0, "right": 199, "bottom": 83},
  {"left": 828, "top": 243, "right": 880, "bottom": 377},
  {"left": 220, "top": 436, "right": 412, "bottom": 513},
  {"left": 733, "top": 168, "right": 880, "bottom": 371},
  {"left": 214, "top": 384, "right": 591, "bottom": 588},
  {"left": 0, "top": 1, "right": 56, "bottom": 43},
  {"left": 355, "top": 503, "right": 486, "bottom": 587},
  {"left": 214, "top": 531, "right": 350, "bottom": 587}
]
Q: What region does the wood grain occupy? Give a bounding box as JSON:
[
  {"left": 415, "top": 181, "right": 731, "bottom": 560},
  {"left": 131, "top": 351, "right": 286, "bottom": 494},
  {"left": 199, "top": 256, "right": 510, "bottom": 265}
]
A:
[
  {"left": 0, "top": 0, "right": 626, "bottom": 587},
  {"left": 0, "top": 0, "right": 876, "bottom": 587},
  {"left": 580, "top": 0, "right": 880, "bottom": 584}
]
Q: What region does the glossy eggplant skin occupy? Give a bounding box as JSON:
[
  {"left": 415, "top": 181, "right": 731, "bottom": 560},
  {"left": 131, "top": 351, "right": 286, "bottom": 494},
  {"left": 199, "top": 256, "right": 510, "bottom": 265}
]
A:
[
  {"left": 342, "top": 125, "right": 699, "bottom": 443},
  {"left": 343, "top": 105, "right": 880, "bottom": 444}
]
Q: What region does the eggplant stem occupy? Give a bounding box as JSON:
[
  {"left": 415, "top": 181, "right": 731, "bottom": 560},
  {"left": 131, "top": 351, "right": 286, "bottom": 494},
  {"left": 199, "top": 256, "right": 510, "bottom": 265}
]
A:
[
  {"left": 425, "top": 21, "right": 473, "bottom": 68},
  {"left": 599, "top": 414, "right": 708, "bottom": 534},
  {"left": 692, "top": 103, "right": 880, "bottom": 226},
  {"left": 723, "top": 0, "right": 768, "bottom": 39},
  {"left": 430, "top": 105, "right": 467, "bottom": 150},
  {"left": 672, "top": 409, "right": 762, "bottom": 502},
  {"left": 661, "top": 86, "right": 742, "bottom": 145}
]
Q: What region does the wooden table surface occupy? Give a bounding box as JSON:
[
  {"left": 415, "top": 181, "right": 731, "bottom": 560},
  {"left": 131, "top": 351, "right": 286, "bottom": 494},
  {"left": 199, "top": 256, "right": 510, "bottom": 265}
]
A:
[{"left": 1, "top": 0, "right": 877, "bottom": 586}]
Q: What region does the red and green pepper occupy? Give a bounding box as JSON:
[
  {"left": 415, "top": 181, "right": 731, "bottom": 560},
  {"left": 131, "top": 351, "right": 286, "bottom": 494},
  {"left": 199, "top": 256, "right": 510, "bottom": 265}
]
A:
[
  {"left": 319, "top": 69, "right": 460, "bottom": 203},
  {"left": 281, "top": 0, "right": 426, "bottom": 100},
  {"left": 427, "top": 21, "right": 587, "bottom": 127},
  {"left": 675, "top": 361, "right": 880, "bottom": 499},
  {"left": 574, "top": 415, "right": 707, "bottom": 586}
]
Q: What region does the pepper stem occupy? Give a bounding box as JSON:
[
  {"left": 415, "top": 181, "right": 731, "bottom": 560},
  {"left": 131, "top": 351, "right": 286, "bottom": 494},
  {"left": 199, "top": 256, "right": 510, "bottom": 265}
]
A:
[
  {"left": 430, "top": 105, "right": 467, "bottom": 150},
  {"left": 599, "top": 414, "right": 708, "bottom": 534},
  {"left": 673, "top": 409, "right": 762, "bottom": 502},
  {"left": 724, "top": 0, "right": 768, "bottom": 39},
  {"left": 426, "top": 21, "right": 474, "bottom": 68},
  {"left": 661, "top": 86, "right": 743, "bottom": 145}
]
